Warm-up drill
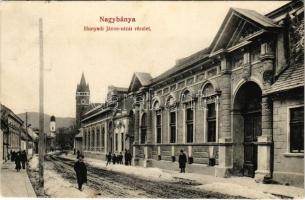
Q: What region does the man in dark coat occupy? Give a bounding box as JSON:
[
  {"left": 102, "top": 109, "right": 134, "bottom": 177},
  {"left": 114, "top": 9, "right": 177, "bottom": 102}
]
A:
[
  {"left": 21, "top": 150, "right": 27, "bottom": 169},
  {"left": 124, "top": 150, "right": 128, "bottom": 165},
  {"left": 11, "top": 151, "right": 16, "bottom": 162},
  {"left": 15, "top": 151, "right": 21, "bottom": 172},
  {"left": 112, "top": 153, "right": 117, "bottom": 165},
  {"left": 118, "top": 152, "right": 123, "bottom": 164},
  {"left": 106, "top": 152, "right": 112, "bottom": 166},
  {"left": 76, "top": 150, "right": 81, "bottom": 159},
  {"left": 74, "top": 155, "right": 87, "bottom": 191},
  {"left": 178, "top": 150, "right": 187, "bottom": 173},
  {"left": 127, "top": 150, "right": 132, "bottom": 166}
]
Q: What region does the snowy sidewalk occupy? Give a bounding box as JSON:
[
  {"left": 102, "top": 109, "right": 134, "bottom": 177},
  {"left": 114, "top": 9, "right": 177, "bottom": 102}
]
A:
[
  {"left": 0, "top": 161, "right": 36, "bottom": 197},
  {"left": 61, "top": 153, "right": 304, "bottom": 199}
]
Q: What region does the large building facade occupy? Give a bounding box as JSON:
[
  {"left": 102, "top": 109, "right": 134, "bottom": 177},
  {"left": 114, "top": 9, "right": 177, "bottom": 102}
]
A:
[{"left": 76, "top": 1, "right": 304, "bottom": 186}]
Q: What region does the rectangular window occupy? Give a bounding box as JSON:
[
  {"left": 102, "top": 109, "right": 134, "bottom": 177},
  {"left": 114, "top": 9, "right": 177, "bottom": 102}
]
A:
[
  {"left": 88, "top": 130, "right": 91, "bottom": 150},
  {"left": 290, "top": 107, "right": 304, "bottom": 153},
  {"left": 156, "top": 113, "right": 162, "bottom": 143},
  {"left": 101, "top": 129, "right": 105, "bottom": 148},
  {"left": 207, "top": 103, "right": 216, "bottom": 142},
  {"left": 115, "top": 133, "right": 118, "bottom": 151},
  {"left": 97, "top": 129, "right": 100, "bottom": 149},
  {"left": 186, "top": 108, "right": 193, "bottom": 143},
  {"left": 84, "top": 131, "right": 87, "bottom": 150},
  {"left": 141, "top": 128, "right": 146, "bottom": 144},
  {"left": 170, "top": 111, "right": 176, "bottom": 143},
  {"left": 121, "top": 133, "right": 124, "bottom": 152}
]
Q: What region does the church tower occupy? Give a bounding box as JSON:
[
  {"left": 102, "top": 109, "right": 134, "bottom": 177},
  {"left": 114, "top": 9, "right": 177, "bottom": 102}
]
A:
[{"left": 76, "top": 73, "right": 90, "bottom": 128}]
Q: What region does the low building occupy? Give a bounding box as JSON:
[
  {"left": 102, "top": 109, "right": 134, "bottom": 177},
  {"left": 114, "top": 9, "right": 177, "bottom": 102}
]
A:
[{"left": 78, "top": 85, "right": 133, "bottom": 159}]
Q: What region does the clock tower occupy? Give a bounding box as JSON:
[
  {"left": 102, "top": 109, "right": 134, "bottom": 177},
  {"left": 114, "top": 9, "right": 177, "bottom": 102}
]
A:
[{"left": 76, "top": 72, "right": 90, "bottom": 128}]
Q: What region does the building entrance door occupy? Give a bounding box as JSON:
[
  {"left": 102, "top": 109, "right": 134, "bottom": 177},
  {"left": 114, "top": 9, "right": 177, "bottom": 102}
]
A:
[
  {"left": 243, "top": 112, "right": 261, "bottom": 177},
  {"left": 233, "top": 81, "right": 262, "bottom": 177}
]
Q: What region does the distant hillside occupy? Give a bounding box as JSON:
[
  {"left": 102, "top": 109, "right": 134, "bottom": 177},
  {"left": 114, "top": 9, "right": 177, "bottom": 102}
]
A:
[{"left": 18, "top": 112, "right": 75, "bottom": 133}]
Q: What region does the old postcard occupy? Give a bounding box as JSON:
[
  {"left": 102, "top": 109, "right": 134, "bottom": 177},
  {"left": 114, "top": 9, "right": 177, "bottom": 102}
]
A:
[{"left": 0, "top": 0, "right": 304, "bottom": 198}]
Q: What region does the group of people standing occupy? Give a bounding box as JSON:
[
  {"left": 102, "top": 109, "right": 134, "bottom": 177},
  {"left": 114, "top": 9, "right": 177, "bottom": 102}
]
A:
[
  {"left": 9, "top": 150, "right": 28, "bottom": 172},
  {"left": 106, "top": 150, "right": 132, "bottom": 166}
]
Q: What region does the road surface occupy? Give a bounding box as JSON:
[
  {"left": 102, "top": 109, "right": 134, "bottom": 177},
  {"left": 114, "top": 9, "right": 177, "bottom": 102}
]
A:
[{"left": 45, "top": 154, "right": 242, "bottom": 198}]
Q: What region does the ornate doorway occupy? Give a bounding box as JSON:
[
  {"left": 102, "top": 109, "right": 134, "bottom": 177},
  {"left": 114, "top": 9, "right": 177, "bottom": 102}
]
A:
[{"left": 233, "top": 81, "right": 262, "bottom": 177}]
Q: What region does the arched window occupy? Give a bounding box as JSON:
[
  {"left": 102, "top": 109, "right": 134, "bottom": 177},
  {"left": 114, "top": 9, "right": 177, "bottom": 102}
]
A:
[
  {"left": 153, "top": 100, "right": 160, "bottom": 110},
  {"left": 101, "top": 127, "right": 105, "bottom": 148},
  {"left": 84, "top": 130, "right": 87, "bottom": 150},
  {"left": 88, "top": 129, "right": 91, "bottom": 150},
  {"left": 202, "top": 83, "right": 216, "bottom": 142},
  {"left": 97, "top": 127, "right": 100, "bottom": 151},
  {"left": 166, "top": 95, "right": 176, "bottom": 108},
  {"left": 92, "top": 128, "right": 95, "bottom": 151},
  {"left": 181, "top": 90, "right": 192, "bottom": 102},
  {"left": 170, "top": 111, "right": 176, "bottom": 143},
  {"left": 140, "top": 113, "right": 147, "bottom": 144},
  {"left": 202, "top": 83, "right": 214, "bottom": 97},
  {"left": 153, "top": 100, "right": 162, "bottom": 144}
]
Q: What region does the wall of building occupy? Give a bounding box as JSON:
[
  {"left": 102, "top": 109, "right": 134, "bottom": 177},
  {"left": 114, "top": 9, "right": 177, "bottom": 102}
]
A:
[{"left": 272, "top": 95, "right": 304, "bottom": 186}]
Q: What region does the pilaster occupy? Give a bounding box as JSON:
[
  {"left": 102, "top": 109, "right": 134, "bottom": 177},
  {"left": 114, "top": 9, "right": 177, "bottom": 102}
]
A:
[
  {"left": 255, "top": 96, "right": 273, "bottom": 182},
  {"left": 216, "top": 55, "right": 233, "bottom": 177}
]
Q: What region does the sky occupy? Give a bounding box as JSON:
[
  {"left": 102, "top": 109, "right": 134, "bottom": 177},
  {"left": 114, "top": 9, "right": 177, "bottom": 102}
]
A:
[{"left": 1, "top": 1, "right": 288, "bottom": 118}]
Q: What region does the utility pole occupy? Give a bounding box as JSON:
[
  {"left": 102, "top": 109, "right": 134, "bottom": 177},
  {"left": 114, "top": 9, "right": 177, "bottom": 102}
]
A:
[
  {"left": 25, "top": 112, "right": 29, "bottom": 158},
  {"left": 38, "top": 17, "right": 45, "bottom": 194}
]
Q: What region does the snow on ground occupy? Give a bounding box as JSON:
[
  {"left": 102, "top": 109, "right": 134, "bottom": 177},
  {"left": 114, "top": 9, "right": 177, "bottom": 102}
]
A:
[
  {"left": 60, "top": 153, "right": 174, "bottom": 182},
  {"left": 195, "top": 182, "right": 276, "bottom": 199},
  {"left": 28, "top": 154, "right": 39, "bottom": 171},
  {"left": 44, "top": 163, "right": 96, "bottom": 198},
  {"left": 60, "top": 153, "right": 304, "bottom": 199}
]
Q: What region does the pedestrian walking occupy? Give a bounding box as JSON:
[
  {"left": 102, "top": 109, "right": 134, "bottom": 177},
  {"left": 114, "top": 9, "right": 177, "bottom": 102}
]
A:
[
  {"left": 106, "top": 152, "right": 112, "bottom": 166},
  {"left": 112, "top": 153, "right": 117, "bottom": 165},
  {"left": 178, "top": 150, "right": 187, "bottom": 173},
  {"left": 118, "top": 152, "right": 123, "bottom": 164},
  {"left": 127, "top": 150, "right": 132, "bottom": 165},
  {"left": 74, "top": 155, "right": 87, "bottom": 191},
  {"left": 124, "top": 150, "right": 128, "bottom": 165},
  {"left": 76, "top": 150, "right": 81, "bottom": 159},
  {"left": 21, "top": 150, "right": 28, "bottom": 169},
  {"left": 11, "top": 151, "right": 16, "bottom": 162},
  {"left": 15, "top": 151, "right": 21, "bottom": 172}
]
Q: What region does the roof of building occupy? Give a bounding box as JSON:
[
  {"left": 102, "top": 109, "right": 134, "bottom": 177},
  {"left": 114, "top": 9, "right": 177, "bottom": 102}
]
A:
[
  {"left": 152, "top": 48, "right": 210, "bottom": 84},
  {"left": 134, "top": 72, "right": 153, "bottom": 86},
  {"left": 83, "top": 103, "right": 103, "bottom": 116},
  {"left": 0, "top": 104, "right": 23, "bottom": 124},
  {"left": 232, "top": 8, "right": 280, "bottom": 28},
  {"left": 108, "top": 85, "right": 128, "bottom": 93},
  {"left": 266, "top": 0, "right": 303, "bottom": 19},
  {"left": 151, "top": 7, "right": 283, "bottom": 86},
  {"left": 265, "top": 63, "right": 304, "bottom": 94},
  {"left": 77, "top": 72, "right": 90, "bottom": 92}
]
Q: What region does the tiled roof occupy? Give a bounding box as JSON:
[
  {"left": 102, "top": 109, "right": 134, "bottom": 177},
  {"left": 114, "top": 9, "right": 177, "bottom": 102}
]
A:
[
  {"left": 232, "top": 8, "right": 280, "bottom": 28},
  {"left": 134, "top": 72, "right": 153, "bottom": 86},
  {"left": 84, "top": 103, "right": 103, "bottom": 115},
  {"left": 152, "top": 48, "right": 210, "bottom": 84},
  {"left": 265, "top": 64, "right": 304, "bottom": 94},
  {"left": 109, "top": 85, "right": 128, "bottom": 93}
]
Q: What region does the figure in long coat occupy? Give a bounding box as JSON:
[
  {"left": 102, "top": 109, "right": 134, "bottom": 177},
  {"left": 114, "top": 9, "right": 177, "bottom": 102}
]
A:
[
  {"left": 126, "top": 150, "right": 132, "bottom": 166},
  {"left": 15, "top": 151, "right": 21, "bottom": 172},
  {"left": 74, "top": 155, "right": 87, "bottom": 191},
  {"left": 21, "top": 150, "right": 27, "bottom": 169},
  {"left": 178, "top": 150, "right": 187, "bottom": 173}
]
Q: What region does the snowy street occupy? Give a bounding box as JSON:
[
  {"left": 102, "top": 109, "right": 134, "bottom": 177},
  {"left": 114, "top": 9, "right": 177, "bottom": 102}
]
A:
[{"left": 43, "top": 153, "right": 240, "bottom": 198}]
